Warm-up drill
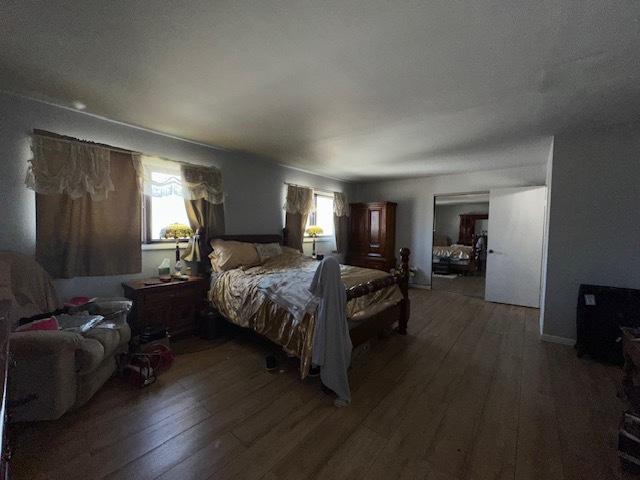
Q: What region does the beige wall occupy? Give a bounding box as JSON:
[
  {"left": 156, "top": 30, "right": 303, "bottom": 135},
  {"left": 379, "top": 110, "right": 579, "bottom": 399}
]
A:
[
  {"left": 0, "top": 93, "right": 352, "bottom": 299},
  {"left": 354, "top": 158, "right": 550, "bottom": 286},
  {"left": 434, "top": 202, "right": 490, "bottom": 244},
  {"left": 542, "top": 123, "right": 640, "bottom": 340}
]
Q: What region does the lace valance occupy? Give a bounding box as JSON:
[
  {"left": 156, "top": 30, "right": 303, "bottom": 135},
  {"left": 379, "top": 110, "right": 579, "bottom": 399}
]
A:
[
  {"left": 26, "top": 135, "right": 115, "bottom": 201},
  {"left": 26, "top": 136, "right": 224, "bottom": 205},
  {"left": 283, "top": 185, "right": 314, "bottom": 214},
  {"left": 137, "top": 156, "right": 224, "bottom": 204},
  {"left": 333, "top": 191, "right": 349, "bottom": 217},
  {"left": 180, "top": 163, "right": 224, "bottom": 205},
  {"left": 137, "top": 156, "right": 183, "bottom": 198}
]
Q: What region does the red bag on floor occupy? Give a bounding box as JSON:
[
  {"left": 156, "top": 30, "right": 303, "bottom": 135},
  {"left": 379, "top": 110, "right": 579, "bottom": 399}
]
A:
[
  {"left": 125, "top": 343, "right": 175, "bottom": 387},
  {"left": 141, "top": 343, "right": 175, "bottom": 373}
]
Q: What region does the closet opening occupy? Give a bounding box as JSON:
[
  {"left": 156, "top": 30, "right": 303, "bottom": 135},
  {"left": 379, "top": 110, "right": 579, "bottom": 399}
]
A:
[{"left": 431, "top": 192, "right": 489, "bottom": 299}]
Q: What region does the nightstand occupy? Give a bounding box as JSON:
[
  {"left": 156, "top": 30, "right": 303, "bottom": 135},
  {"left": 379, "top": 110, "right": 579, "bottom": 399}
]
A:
[{"left": 122, "top": 277, "right": 208, "bottom": 339}]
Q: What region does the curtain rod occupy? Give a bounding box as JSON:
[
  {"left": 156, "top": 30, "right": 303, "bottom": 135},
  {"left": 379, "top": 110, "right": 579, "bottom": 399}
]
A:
[
  {"left": 284, "top": 182, "right": 312, "bottom": 188},
  {"left": 284, "top": 182, "right": 338, "bottom": 195},
  {"left": 32, "top": 129, "right": 220, "bottom": 171},
  {"left": 32, "top": 129, "right": 143, "bottom": 156}
]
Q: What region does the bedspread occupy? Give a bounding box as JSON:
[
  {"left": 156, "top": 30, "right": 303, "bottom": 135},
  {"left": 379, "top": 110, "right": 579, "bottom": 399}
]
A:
[
  {"left": 432, "top": 244, "right": 473, "bottom": 260},
  {"left": 208, "top": 251, "right": 402, "bottom": 377}
]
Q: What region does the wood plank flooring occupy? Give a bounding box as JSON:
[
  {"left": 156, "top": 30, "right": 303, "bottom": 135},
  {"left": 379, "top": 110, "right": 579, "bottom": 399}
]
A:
[
  {"left": 10, "top": 289, "right": 633, "bottom": 479},
  {"left": 431, "top": 274, "right": 486, "bottom": 299}
]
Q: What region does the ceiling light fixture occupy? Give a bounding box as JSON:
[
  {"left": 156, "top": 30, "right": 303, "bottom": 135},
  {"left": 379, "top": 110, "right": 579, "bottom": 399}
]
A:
[{"left": 72, "top": 101, "right": 86, "bottom": 110}]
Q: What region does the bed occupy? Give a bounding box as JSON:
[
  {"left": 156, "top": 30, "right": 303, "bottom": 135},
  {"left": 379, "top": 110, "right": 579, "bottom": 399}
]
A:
[
  {"left": 206, "top": 233, "right": 410, "bottom": 378},
  {"left": 432, "top": 243, "right": 477, "bottom": 275}
]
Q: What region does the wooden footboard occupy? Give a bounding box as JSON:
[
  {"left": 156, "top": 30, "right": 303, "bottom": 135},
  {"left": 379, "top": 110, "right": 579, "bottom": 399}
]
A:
[{"left": 346, "top": 247, "right": 411, "bottom": 345}]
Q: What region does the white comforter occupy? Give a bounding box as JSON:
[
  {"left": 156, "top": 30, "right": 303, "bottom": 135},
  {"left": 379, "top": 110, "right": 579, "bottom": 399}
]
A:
[{"left": 256, "top": 266, "right": 319, "bottom": 325}]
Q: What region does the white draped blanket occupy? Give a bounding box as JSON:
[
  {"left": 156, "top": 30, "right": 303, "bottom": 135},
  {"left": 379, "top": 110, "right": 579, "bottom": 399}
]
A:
[
  {"left": 257, "top": 257, "right": 352, "bottom": 406},
  {"left": 256, "top": 267, "right": 319, "bottom": 325},
  {"left": 309, "top": 257, "right": 352, "bottom": 406}
]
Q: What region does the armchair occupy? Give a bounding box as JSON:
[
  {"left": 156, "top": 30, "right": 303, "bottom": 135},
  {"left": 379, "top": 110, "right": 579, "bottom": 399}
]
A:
[
  {"left": 9, "top": 304, "right": 131, "bottom": 422},
  {"left": 2, "top": 251, "right": 132, "bottom": 422}
]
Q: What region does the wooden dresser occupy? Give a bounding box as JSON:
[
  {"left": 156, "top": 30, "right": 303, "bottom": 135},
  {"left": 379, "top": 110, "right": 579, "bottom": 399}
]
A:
[
  {"left": 346, "top": 202, "right": 397, "bottom": 272},
  {"left": 122, "top": 277, "right": 208, "bottom": 339}
]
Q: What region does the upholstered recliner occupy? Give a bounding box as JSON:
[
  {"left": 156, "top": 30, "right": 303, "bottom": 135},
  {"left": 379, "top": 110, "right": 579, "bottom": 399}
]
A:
[{"left": 1, "top": 251, "right": 131, "bottom": 422}]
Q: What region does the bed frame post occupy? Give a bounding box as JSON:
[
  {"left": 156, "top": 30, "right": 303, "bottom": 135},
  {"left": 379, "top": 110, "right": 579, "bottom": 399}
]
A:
[{"left": 397, "top": 247, "right": 411, "bottom": 334}]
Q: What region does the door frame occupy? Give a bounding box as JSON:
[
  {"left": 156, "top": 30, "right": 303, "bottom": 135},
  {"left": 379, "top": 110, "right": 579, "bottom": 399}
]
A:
[{"left": 431, "top": 191, "right": 490, "bottom": 291}]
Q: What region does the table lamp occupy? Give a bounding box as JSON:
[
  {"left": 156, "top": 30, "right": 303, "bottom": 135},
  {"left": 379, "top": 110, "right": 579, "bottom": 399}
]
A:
[{"left": 305, "top": 225, "right": 323, "bottom": 258}]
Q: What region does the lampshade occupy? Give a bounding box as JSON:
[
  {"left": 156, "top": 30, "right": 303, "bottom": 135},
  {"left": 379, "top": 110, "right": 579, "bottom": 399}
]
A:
[
  {"left": 160, "top": 223, "right": 194, "bottom": 239},
  {"left": 306, "top": 225, "right": 323, "bottom": 237}
]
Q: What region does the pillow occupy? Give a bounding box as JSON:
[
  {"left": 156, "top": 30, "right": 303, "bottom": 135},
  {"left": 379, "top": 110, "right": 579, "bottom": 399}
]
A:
[
  {"left": 16, "top": 316, "right": 60, "bottom": 332},
  {"left": 209, "top": 240, "right": 260, "bottom": 272},
  {"left": 255, "top": 242, "right": 282, "bottom": 263},
  {"left": 281, "top": 246, "right": 303, "bottom": 256},
  {"left": 17, "top": 309, "right": 66, "bottom": 327}
]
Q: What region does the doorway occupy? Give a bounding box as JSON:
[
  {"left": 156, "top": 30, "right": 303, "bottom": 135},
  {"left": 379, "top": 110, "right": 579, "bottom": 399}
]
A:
[{"left": 432, "top": 193, "right": 489, "bottom": 299}]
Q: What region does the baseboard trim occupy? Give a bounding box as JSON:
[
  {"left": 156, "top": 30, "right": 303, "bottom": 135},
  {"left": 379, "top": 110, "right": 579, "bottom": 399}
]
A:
[
  {"left": 409, "top": 283, "right": 431, "bottom": 290},
  {"left": 540, "top": 334, "right": 576, "bottom": 346}
]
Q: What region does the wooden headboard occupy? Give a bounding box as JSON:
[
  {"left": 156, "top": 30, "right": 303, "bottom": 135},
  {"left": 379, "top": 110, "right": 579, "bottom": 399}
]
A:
[{"left": 208, "top": 233, "right": 284, "bottom": 245}]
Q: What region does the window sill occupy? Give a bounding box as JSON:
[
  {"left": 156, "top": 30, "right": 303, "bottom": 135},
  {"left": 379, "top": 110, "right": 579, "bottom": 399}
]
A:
[
  {"left": 303, "top": 236, "right": 333, "bottom": 243},
  {"left": 142, "top": 242, "right": 188, "bottom": 251}
]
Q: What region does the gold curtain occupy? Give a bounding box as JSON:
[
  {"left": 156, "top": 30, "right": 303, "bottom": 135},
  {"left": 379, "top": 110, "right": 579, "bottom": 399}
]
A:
[
  {"left": 35, "top": 151, "right": 141, "bottom": 278},
  {"left": 285, "top": 212, "right": 309, "bottom": 252},
  {"left": 283, "top": 185, "right": 314, "bottom": 252},
  {"left": 333, "top": 191, "right": 349, "bottom": 254},
  {"left": 182, "top": 198, "right": 225, "bottom": 261},
  {"left": 333, "top": 215, "right": 349, "bottom": 254}
]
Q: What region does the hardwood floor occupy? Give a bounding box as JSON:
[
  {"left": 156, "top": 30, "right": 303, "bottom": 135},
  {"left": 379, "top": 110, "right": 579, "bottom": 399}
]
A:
[
  {"left": 10, "top": 289, "right": 632, "bottom": 480},
  {"left": 431, "top": 274, "right": 486, "bottom": 299}
]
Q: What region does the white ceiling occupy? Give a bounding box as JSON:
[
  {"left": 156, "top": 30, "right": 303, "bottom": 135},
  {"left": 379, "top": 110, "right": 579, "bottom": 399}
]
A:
[{"left": 1, "top": 0, "right": 639, "bottom": 181}]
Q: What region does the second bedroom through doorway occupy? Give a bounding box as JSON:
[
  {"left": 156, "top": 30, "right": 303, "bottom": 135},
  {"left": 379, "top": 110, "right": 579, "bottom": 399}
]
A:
[{"left": 432, "top": 193, "right": 489, "bottom": 299}]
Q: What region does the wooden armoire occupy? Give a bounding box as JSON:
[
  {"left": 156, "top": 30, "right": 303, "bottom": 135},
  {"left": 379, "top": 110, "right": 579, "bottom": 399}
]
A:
[
  {"left": 346, "top": 202, "right": 397, "bottom": 271},
  {"left": 458, "top": 213, "right": 488, "bottom": 245}
]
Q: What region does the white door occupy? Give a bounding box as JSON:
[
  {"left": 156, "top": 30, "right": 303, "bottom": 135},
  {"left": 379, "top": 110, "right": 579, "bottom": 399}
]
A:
[{"left": 485, "top": 186, "right": 546, "bottom": 308}]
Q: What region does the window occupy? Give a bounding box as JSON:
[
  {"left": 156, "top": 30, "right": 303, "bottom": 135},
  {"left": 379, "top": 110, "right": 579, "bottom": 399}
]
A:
[
  {"left": 305, "top": 193, "right": 334, "bottom": 237},
  {"left": 143, "top": 170, "right": 191, "bottom": 242}
]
